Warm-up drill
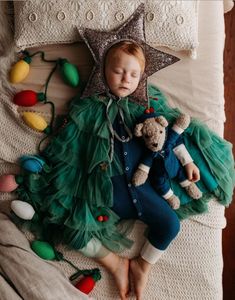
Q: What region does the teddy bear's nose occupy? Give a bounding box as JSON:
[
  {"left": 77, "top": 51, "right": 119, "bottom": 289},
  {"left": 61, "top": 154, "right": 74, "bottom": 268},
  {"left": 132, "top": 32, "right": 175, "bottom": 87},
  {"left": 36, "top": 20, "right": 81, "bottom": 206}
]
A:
[{"left": 153, "top": 143, "right": 158, "bottom": 147}]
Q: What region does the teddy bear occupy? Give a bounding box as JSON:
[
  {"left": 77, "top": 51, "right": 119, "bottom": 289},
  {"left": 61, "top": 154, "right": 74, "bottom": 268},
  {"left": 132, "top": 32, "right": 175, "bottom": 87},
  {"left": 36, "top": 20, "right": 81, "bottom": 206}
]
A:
[{"left": 132, "top": 108, "right": 202, "bottom": 210}]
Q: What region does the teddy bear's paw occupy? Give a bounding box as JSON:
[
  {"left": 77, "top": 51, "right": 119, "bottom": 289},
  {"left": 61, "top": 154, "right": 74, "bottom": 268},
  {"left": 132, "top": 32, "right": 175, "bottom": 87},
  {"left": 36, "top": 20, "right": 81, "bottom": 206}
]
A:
[
  {"left": 167, "top": 194, "right": 180, "bottom": 210},
  {"left": 185, "top": 183, "right": 202, "bottom": 199},
  {"left": 132, "top": 169, "right": 148, "bottom": 186},
  {"left": 175, "top": 114, "right": 190, "bottom": 130}
]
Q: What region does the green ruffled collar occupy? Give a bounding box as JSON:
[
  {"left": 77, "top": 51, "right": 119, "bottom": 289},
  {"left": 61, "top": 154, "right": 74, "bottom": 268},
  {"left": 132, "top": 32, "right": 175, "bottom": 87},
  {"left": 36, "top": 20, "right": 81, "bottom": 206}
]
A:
[{"left": 69, "top": 94, "right": 145, "bottom": 141}]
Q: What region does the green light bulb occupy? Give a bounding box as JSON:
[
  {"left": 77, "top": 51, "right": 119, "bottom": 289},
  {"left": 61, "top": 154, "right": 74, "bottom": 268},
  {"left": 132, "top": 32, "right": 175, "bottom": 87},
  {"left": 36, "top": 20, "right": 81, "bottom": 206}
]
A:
[{"left": 58, "top": 58, "right": 80, "bottom": 87}]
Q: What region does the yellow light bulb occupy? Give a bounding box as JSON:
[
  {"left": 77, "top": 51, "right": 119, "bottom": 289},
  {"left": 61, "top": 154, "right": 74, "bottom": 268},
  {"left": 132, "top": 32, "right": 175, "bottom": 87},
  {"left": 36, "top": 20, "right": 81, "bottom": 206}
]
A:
[
  {"left": 9, "top": 57, "right": 31, "bottom": 84},
  {"left": 22, "top": 112, "right": 48, "bottom": 132}
]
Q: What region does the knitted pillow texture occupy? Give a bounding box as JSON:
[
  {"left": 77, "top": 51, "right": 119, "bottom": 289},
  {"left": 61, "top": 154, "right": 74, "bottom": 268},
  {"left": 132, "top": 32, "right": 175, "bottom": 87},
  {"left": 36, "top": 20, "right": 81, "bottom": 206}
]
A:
[{"left": 14, "top": 0, "right": 199, "bottom": 57}]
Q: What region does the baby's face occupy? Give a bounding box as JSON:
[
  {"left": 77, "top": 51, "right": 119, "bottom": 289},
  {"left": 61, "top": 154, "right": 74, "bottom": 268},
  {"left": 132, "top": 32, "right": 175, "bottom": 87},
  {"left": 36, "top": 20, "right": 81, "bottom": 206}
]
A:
[{"left": 105, "top": 50, "right": 142, "bottom": 98}]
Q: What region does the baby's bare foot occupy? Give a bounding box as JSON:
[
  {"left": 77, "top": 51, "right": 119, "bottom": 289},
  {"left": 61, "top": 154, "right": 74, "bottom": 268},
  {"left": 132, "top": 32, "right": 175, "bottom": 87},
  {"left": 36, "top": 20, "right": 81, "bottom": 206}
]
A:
[
  {"left": 110, "top": 256, "right": 130, "bottom": 300},
  {"left": 130, "top": 257, "right": 151, "bottom": 300}
]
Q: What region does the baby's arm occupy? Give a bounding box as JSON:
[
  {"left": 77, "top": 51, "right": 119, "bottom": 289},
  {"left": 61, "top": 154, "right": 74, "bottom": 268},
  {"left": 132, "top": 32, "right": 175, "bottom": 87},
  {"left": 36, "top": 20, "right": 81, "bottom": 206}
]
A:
[{"left": 173, "top": 144, "right": 200, "bottom": 182}]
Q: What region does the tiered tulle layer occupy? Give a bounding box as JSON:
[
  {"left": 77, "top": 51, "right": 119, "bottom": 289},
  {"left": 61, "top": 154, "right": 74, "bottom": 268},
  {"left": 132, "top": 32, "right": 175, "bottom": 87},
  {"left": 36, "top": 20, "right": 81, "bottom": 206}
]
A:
[{"left": 16, "top": 85, "right": 235, "bottom": 251}]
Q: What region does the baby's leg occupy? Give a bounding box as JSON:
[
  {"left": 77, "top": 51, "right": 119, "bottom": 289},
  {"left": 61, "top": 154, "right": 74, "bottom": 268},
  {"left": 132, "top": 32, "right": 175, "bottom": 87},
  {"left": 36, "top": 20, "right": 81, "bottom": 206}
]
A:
[
  {"left": 80, "top": 238, "right": 130, "bottom": 300},
  {"left": 131, "top": 196, "right": 180, "bottom": 299},
  {"left": 96, "top": 252, "right": 130, "bottom": 300},
  {"left": 130, "top": 241, "right": 164, "bottom": 300}
]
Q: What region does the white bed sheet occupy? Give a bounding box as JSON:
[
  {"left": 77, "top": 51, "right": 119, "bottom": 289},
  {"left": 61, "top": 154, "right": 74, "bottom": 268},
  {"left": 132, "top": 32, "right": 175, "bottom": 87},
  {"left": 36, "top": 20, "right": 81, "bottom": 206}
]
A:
[{"left": 1, "top": 1, "right": 227, "bottom": 299}]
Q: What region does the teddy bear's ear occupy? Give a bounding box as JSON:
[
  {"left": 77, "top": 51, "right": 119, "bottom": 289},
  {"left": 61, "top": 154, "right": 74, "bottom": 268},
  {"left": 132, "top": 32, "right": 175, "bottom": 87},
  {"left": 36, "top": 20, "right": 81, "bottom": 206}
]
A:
[
  {"left": 155, "top": 116, "right": 168, "bottom": 127},
  {"left": 134, "top": 123, "right": 144, "bottom": 137}
]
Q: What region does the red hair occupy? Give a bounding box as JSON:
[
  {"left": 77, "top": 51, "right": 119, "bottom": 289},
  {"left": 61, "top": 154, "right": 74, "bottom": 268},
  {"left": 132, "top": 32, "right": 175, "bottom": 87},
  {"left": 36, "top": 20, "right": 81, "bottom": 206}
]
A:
[{"left": 105, "top": 41, "right": 145, "bottom": 72}]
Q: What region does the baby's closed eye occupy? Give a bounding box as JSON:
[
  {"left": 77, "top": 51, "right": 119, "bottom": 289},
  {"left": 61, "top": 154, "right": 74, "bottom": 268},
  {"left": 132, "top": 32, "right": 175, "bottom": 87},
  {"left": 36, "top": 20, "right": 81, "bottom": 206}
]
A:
[
  {"left": 131, "top": 72, "right": 139, "bottom": 78},
  {"left": 114, "top": 70, "right": 122, "bottom": 74}
]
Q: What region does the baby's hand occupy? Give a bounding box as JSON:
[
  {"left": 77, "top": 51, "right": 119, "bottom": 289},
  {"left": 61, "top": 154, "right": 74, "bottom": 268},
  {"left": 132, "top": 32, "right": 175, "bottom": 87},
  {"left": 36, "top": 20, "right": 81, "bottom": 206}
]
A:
[{"left": 184, "top": 162, "right": 200, "bottom": 182}]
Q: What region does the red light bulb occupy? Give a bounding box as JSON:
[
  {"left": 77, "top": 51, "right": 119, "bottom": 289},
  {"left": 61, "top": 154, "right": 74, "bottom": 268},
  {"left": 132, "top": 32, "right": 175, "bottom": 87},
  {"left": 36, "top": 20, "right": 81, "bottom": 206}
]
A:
[{"left": 13, "top": 90, "right": 46, "bottom": 107}]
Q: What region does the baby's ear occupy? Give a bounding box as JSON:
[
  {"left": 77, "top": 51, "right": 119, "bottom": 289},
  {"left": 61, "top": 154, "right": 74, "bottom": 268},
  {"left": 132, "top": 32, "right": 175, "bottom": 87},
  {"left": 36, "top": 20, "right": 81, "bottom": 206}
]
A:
[
  {"left": 155, "top": 116, "right": 168, "bottom": 127},
  {"left": 134, "top": 123, "right": 144, "bottom": 137}
]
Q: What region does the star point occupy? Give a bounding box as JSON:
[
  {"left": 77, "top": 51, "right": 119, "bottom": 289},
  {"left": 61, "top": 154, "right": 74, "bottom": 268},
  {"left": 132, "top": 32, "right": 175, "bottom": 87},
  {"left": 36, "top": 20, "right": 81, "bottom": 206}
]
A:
[{"left": 78, "top": 3, "right": 179, "bottom": 106}]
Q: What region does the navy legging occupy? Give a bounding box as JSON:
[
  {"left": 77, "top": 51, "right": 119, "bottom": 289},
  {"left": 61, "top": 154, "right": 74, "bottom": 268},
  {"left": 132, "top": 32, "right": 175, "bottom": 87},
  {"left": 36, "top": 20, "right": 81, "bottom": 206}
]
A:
[{"left": 111, "top": 175, "right": 180, "bottom": 251}]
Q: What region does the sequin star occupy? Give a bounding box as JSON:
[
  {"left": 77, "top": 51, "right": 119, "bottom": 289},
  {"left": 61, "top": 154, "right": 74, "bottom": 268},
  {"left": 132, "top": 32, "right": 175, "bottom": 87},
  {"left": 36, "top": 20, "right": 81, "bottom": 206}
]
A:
[
  {"left": 78, "top": 3, "right": 180, "bottom": 106},
  {"left": 100, "top": 162, "right": 108, "bottom": 171}
]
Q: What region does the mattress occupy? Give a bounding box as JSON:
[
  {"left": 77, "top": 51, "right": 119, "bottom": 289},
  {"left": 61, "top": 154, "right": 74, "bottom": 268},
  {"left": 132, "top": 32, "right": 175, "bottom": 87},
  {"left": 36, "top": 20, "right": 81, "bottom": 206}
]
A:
[{"left": 0, "top": 1, "right": 228, "bottom": 299}]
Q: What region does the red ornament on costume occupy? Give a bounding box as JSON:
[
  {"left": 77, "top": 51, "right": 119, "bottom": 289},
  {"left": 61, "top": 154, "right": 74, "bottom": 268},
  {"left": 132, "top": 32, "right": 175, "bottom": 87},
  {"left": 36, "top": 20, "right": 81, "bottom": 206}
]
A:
[
  {"left": 144, "top": 107, "right": 155, "bottom": 114},
  {"left": 97, "top": 215, "right": 104, "bottom": 222},
  {"left": 103, "top": 215, "right": 109, "bottom": 222}
]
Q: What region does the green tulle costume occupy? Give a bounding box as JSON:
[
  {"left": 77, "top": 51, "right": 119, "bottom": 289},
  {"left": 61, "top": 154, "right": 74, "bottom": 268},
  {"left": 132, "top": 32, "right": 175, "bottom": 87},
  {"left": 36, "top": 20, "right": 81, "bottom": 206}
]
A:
[{"left": 16, "top": 85, "right": 235, "bottom": 253}]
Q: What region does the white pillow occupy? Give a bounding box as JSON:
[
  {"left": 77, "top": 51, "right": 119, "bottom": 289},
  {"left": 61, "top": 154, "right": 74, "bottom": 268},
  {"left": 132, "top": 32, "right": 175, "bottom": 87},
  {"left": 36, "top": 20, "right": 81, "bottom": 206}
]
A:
[{"left": 14, "top": 0, "right": 199, "bottom": 57}]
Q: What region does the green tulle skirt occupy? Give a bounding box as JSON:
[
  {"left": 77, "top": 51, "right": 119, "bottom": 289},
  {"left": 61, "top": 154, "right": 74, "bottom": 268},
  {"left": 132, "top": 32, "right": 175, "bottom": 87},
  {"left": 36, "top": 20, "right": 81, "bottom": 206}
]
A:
[{"left": 15, "top": 85, "right": 235, "bottom": 252}]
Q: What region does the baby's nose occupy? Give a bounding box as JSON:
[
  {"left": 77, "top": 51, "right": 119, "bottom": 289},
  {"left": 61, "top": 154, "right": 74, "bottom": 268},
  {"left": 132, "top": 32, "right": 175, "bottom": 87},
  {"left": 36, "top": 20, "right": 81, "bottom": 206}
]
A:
[{"left": 122, "top": 73, "right": 130, "bottom": 83}]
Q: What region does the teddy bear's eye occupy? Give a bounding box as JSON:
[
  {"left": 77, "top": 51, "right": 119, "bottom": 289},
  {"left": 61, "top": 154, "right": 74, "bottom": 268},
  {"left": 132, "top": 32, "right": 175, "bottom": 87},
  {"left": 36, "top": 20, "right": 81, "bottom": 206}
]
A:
[
  {"left": 160, "top": 131, "right": 163, "bottom": 134},
  {"left": 145, "top": 134, "right": 150, "bottom": 138}
]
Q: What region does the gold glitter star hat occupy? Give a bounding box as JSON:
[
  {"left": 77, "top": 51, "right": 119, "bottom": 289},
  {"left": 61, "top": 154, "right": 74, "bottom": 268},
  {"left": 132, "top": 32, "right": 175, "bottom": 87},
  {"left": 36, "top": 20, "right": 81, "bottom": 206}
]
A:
[{"left": 78, "top": 3, "right": 180, "bottom": 106}]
